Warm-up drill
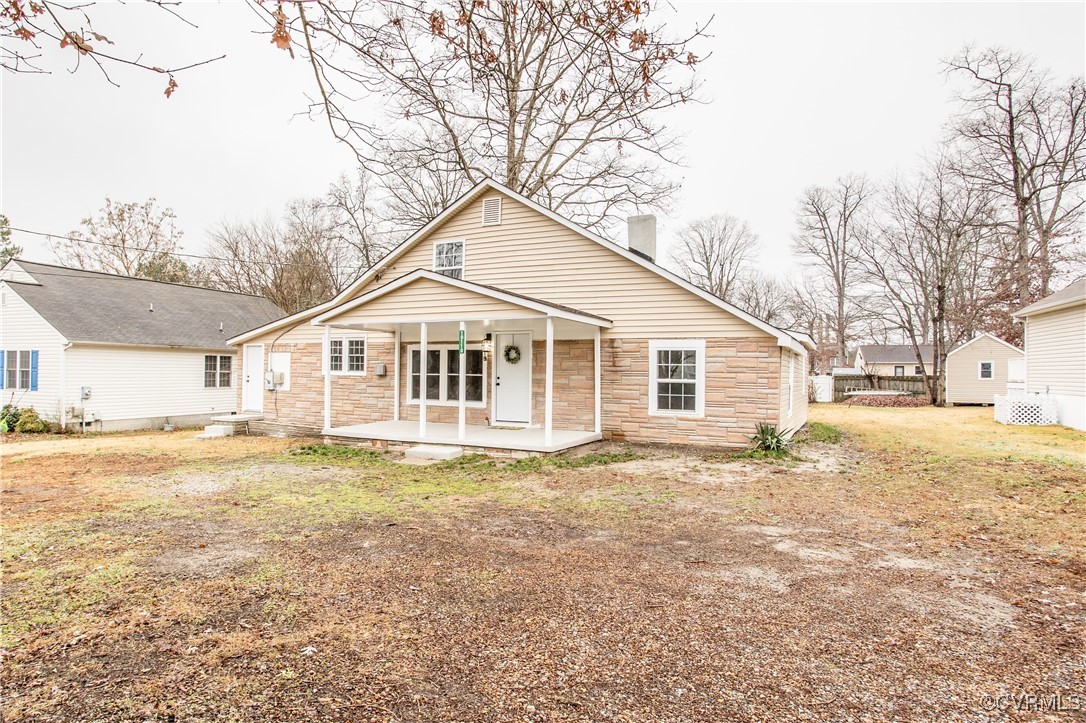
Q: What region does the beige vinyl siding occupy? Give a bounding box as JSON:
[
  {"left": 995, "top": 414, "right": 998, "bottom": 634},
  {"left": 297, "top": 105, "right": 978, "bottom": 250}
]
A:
[
  {"left": 359, "top": 195, "right": 771, "bottom": 340},
  {"left": 324, "top": 277, "right": 545, "bottom": 325},
  {"left": 946, "top": 336, "right": 1023, "bottom": 404},
  {"left": 1026, "top": 304, "right": 1086, "bottom": 397},
  {"left": 0, "top": 282, "right": 69, "bottom": 421},
  {"left": 65, "top": 345, "right": 238, "bottom": 422}
]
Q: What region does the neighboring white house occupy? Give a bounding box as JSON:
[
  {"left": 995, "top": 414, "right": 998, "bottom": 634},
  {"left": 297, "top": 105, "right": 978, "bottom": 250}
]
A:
[
  {"left": 1015, "top": 279, "right": 1086, "bottom": 431},
  {"left": 854, "top": 344, "right": 933, "bottom": 377},
  {"left": 945, "top": 332, "right": 1024, "bottom": 405},
  {"left": 0, "top": 260, "right": 284, "bottom": 431}
]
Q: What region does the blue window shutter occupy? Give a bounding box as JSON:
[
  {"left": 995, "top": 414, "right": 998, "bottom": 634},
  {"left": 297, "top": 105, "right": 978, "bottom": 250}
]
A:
[
  {"left": 30, "top": 350, "right": 39, "bottom": 391},
  {"left": 0, "top": 350, "right": 5, "bottom": 390}
]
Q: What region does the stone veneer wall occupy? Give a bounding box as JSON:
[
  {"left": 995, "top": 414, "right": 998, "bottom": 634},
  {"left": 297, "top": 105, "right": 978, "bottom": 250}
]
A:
[
  {"left": 256, "top": 341, "right": 396, "bottom": 428},
  {"left": 600, "top": 338, "right": 781, "bottom": 447},
  {"left": 244, "top": 336, "right": 783, "bottom": 448}
]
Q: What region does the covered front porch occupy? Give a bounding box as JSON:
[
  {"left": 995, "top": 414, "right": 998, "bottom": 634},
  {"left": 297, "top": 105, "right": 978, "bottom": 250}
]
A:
[{"left": 313, "top": 270, "right": 610, "bottom": 454}]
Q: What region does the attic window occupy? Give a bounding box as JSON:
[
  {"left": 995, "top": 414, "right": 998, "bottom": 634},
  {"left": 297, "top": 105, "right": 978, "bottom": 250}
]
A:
[
  {"left": 481, "top": 197, "right": 502, "bottom": 226},
  {"left": 433, "top": 240, "right": 464, "bottom": 280}
]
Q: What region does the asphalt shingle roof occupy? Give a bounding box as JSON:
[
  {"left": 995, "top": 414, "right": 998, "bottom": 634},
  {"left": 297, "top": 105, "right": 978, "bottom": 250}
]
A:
[
  {"left": 5, "top": 260, "right": 285, "bottom": 350},
  {"left": 1016, "top": 278, "right": 1086, "bottom": 317},
  {"left": 858, "top": 344, "right": 934, "bottom": 364}
]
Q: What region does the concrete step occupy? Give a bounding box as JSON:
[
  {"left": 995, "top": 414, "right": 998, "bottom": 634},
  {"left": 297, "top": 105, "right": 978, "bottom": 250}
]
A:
[
  {"left": 405, "top": 444, "right": 463, "bottom": 461},
  {"left": 195, "top": 424, "right": 235, "bottom": 440}
]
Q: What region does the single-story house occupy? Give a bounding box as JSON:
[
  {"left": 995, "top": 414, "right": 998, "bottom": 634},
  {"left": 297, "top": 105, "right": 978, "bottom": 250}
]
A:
[
  {"left": 945, "top": 332, "right": 1024, "bottom": 405},
  {"left": 1015, "top": 279, "right": 1085, "bottom": 431},
  {"left": 227, "top": 179, "right": 814, "bottom": 453},
  {"left": 0, "top": 259, "right": 284, "bottom": 431},
  {"left": 854, "top": 344, "right": 933, "bottom": 377}
]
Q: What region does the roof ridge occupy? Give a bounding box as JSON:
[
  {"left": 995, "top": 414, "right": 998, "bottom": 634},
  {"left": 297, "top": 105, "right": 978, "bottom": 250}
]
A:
[{"left": 10, "top": 258, "right": 271, "bottom": 299}]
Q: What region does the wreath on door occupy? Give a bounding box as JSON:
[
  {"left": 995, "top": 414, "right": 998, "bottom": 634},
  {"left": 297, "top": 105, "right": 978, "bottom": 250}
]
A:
[{"left": 503, "top": 344, "right": 522, "bottom": 364}]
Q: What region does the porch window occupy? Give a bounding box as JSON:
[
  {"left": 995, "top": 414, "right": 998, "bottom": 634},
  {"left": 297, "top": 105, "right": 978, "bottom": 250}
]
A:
[
  {"left": 979, "top": 361, "right": 993, "bottom": 380},
  {"left": 648, "top": 340, "right": 705, "bottom": 417},
  {"left": 204, "top": 355, "right": 232, "bottom": 388},
  {"left": 328, "top": 336, "right": 366, "bottom": 375},
  {"left": 410, "top": 345, "right": 485, "bottom": 406},
  {"left": 433, "top": 240, "right": 464, "bottom": 279}
]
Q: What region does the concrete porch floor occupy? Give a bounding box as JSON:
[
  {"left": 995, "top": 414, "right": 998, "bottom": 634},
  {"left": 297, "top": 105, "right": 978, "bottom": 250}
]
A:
[{"left": 323, "top": 420, "right": 601, "bottom": 454}]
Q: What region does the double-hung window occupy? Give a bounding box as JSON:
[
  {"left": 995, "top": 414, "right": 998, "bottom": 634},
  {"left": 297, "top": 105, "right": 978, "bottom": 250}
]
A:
[
  {"left": 433, "top": 240, "right": 464, "bottom": 279},
  {"left": 978, "top": 361, "right": 994, "bottom": 380},
  {"left": 2, "top": 350, "right": 35, "bottom": 390},
  {"left": 329, "top": 336, "right": 366, "bottom": 375},
  {"left": 410, "top": 345, "right": 485, "bottom": 405},
  {"left": 649, "top": 340, "right": 705, "bottom": 417},
  {"left": 204, "top": 355, "right": 232, "bottom": 388}
]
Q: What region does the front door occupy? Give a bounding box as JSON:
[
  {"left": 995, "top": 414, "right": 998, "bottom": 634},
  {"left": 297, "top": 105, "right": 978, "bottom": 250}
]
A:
[
  {"left": 494, "top": 332, "right": 531, "bottom": 424},
  {"left": 243, "top": 344, "right": 264, "bottom": 412}
]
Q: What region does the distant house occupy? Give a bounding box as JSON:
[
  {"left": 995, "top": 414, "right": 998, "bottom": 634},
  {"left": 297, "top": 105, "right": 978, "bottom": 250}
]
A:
[
  {"left": 225, "top": 178, "right": 813, "bottom": 453},
  {"left": 854, "top": 344, "right": 933, "bottom": 377},
  {"left": 945, "top": 333, "right": 1024, "bottom": 406},
  {"left": 0, "top": 260, "right": 284, "bottom": 431},
  {"left": 1015, "top": 279, "right": 1086, "bottom": 431}
]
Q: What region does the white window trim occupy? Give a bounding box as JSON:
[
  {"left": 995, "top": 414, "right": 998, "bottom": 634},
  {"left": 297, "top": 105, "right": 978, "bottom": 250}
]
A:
[
  {"left": 5, "top": 349, "right": 33, "bottom": 391},
  {"left": 648, "top": 339, "right": 706, "bottom": 418},
  {"left": 204, "top": 354, "right": 233, "bottom": 389},
  {"left": 327, "top": 334, "right": 367, "bottom": 376},
  {"left": 978, "top": 360, "right": 994, "bottom": 380},
  {"left": 432, "top": 239, "right": 466, "bottom": 280},
  {"left": 407, "top": 343, "right": 487, "bottom": 408}
]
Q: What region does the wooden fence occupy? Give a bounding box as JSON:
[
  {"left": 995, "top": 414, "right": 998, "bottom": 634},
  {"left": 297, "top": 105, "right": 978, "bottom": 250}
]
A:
[{"left": 832, "top": 374, "right": 931, "bottom": 403}]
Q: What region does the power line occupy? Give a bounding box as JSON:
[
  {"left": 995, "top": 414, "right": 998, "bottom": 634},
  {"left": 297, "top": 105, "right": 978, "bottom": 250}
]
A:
[{"left": 7, "top": 225, "right": 369, "bottom": 273}]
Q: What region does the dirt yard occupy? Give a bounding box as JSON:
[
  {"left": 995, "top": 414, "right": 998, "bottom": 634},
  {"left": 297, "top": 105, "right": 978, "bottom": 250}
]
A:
[{"left": 2, "top": 408, "right": 1084, "bottom": 721}]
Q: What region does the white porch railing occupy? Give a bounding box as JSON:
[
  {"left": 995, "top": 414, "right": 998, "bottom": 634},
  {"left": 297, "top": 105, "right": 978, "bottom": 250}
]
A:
[{"left": 994, "top": 394, "right": 1058, "bottom": 426}]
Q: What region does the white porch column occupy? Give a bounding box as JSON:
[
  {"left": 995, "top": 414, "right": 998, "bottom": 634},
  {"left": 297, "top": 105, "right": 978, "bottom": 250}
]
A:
[
  {"left": 322, "top": 325, "right": 331, "bottom": 431},
  {"left": 594, "top": 326, "right": 601, "bottom": 435},
  {"left": 393, "top": 327, "right": 401, "bottom": 422},
  {"left": 545, "top": 316, "right": 554, "bottom": 447},
  {"left": 458, "top": 321, "right": 467, "bottom": 441},
  {"left": 419, "top": 322, "right": 428, "bottom": 438}
]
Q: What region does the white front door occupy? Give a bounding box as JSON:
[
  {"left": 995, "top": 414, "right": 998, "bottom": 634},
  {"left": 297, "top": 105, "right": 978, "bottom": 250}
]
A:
[
  {"left": 494, "top": 332, "right": 531, "bottom": 424},
  {"left": 243, "top": 344, "right": 264, "bottom": 412}
]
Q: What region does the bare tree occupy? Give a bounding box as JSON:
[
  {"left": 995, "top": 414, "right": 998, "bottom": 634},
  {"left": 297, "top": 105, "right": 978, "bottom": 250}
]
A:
[
  {"left": 261, "top": 0, "right": 708, "bottom": 231},
  {"left": 729, "top": 271, "right": 796, "bottom": 328},
  {"left": 52, "top": 198, "right": 191, "bottom": 282},
  {"left": 945, "top": 46, "right": 1086, "bottom": 306},
  {"left": 2, "top": 0, "right": 223, "bottom": 94},
  {"left": 319, "top": 169, "right": 398, "bottom": 270},
  {"left": 669, "top": 215, "right": 758, "bottom": 300},
  {"left": 856, "top": 157, "right": 999, "bottom": 405},
  {"left": 792, "top": 175, "right": 873, "bottom": 362}
]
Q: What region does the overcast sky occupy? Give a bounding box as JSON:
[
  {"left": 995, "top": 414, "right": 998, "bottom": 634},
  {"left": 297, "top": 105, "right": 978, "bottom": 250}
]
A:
[{"left": 2, "top": 1, "right": 1084, "bottom": 279}]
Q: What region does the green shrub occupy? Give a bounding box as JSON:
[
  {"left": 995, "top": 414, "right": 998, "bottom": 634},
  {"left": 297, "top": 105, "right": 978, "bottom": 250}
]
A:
[
  {"left": 13, "top": 407, "right": 48, "bottom": 434},
  {"left": 806, "top": 422, "right": 841, "bottom": 444},
  {"left": 750, "top": 422, "right": 791, "bottom": 453},
  {"left": 1, "top": 404, "right": 21, "bottom": 432}
]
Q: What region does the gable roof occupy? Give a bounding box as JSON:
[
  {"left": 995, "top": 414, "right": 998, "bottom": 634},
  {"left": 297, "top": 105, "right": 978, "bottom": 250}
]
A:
[
  {"left": 314, "top": 269, "right": 612, "bottom": 327},
  {"left": 946, "top": 332, "right": 1023, "bottom": 358},
  {"left": 857, "top": 344, "right": 934, "bottom": 364},
  {"left": 229, "top": 179, "right": 811, "bottom": 353},
  {"left": 1015, "top": 278, "right": 1086, "bottom": 317},
  {"left": 3, "top": 259, "right": 285, "bottom": 350}
]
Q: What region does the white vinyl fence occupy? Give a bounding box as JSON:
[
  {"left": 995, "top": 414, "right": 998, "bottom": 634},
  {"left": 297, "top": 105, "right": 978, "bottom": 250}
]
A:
[{"left": 994, "top": 394, "right": 1059, "bottom": 426}]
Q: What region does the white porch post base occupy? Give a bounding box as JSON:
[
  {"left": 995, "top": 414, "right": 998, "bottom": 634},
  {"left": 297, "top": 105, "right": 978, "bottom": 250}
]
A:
[
  {"left": 419, "top": 322, "right": 428, "bottom": 438},
  {"left": 545, "top": 316, "right": 554, "bottom": 447}
]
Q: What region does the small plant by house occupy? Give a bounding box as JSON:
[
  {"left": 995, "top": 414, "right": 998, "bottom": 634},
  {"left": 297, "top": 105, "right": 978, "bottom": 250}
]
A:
[
  {"left": 12, "top": 407, "right": 49, "bottom": 434},
  {"left": 750, "top": 422, "right": 791, "bottom": 453},
  {"left": 1, "top": 404, "right": 22, "bottom": 433}
]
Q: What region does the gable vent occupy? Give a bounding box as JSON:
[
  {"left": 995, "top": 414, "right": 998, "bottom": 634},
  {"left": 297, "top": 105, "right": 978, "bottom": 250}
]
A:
[{"left": 481, "top": 197, "right": 502, "bottom": 226}]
